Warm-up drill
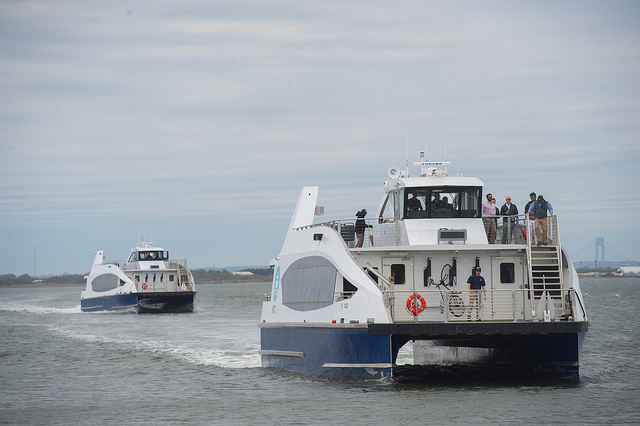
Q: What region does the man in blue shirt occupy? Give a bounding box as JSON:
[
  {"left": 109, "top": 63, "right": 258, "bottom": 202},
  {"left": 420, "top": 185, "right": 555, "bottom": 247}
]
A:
[
  {"left": 466, "top": 266, "right": 486, "bottom": 320},
  {"left": 528, "top": 195, "right": 554, "bottom": 245}
]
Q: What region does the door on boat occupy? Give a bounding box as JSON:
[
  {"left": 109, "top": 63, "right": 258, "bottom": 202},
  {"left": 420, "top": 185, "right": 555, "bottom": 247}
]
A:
[
  {"left": 382, "top": 257, "right": 417, "bottom": 322},
  {"left": 489, "top": 255, "right": 526, "bottom": 320}
]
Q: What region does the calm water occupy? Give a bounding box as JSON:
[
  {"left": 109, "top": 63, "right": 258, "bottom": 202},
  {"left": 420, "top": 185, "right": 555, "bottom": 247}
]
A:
[{"left": 1, "top": 279, "right": 638, "bottom": 425}]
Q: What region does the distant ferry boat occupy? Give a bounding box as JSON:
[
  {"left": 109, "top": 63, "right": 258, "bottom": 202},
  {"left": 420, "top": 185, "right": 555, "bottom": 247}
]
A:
[
  {"left": 81, "top": 242, "right": 196, "bottom": 313},
  {"left": 259, "top": 154, "right": 588, "bottom": 378}
]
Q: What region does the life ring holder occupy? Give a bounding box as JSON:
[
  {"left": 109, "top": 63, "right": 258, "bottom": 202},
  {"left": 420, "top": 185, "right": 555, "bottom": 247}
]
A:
[
  {"left": 141, "top": 282, "right": 148, "bottom": 290},
  {"left": 406, "top": 293, "right": 426, "bottom": 316}
]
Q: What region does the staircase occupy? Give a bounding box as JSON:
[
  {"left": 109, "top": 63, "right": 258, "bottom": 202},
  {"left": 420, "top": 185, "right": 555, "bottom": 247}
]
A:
[{"left": 528, "top": 245, "right": 563, "bottom": 300}]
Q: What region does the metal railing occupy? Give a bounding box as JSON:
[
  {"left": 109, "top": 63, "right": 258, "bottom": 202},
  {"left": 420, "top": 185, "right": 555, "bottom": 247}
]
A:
[
  {"left": 384, "top": 288, "right": 579, "bottom": 323},
  {"left": 298, "top": 214, "right": 565, "bottom": 248}
]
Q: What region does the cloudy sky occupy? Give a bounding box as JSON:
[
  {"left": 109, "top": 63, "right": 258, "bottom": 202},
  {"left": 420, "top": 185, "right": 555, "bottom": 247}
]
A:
[{"left": 1, "top": 0, "right": 638, "bottom": 276}]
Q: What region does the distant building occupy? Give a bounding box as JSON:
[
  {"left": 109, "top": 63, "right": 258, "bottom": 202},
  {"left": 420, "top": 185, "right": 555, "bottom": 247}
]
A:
[
  {"left": 231, "top": 271, "right": 254, "bottom": 277},
  {"left": 617, "top": 267, "right": 640, "bottom": 276}
]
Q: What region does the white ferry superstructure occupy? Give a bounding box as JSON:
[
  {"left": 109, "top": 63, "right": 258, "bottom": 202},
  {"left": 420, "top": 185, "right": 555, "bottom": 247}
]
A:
[{"left": 259, "top": 156, "right": 588, "bottom": 378}]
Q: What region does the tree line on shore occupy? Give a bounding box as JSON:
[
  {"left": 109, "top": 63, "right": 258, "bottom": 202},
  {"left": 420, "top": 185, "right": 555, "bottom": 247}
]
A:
[{"left": 0, "top": 268, "right": 274, "bottom": 286}]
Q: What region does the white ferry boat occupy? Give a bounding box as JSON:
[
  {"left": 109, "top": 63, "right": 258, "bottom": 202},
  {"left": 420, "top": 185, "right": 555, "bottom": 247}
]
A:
[
  {"left": 81, "top": 242, "right": 196, "bottom": 313},
  {"left": 259, "top": 154, "right": 588, "bottom": 379}
]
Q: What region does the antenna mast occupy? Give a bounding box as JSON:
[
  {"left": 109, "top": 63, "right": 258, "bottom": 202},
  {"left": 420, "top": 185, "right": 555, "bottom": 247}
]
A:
[
  {"left": 444, "top": 125, "right": 448, "bottom": 175},
  {"left": 405, "top": 127, "right": 409, "bottom": 177},
  {"left": 425, "top": 125, "right": 428, "bottom": 161}
]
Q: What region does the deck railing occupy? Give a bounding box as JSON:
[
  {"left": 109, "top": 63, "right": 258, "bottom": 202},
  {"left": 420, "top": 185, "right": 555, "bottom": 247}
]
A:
[
  {"left": 298, "top": 214, "right": 559, "bottom": 248},
  {"left": 375, "top": 288, "right": 579, "bottom": 323}
]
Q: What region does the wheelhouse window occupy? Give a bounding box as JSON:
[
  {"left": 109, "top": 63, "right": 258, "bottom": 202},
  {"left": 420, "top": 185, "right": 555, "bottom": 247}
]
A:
[
  {"left": 405, "top": 189, "right": 428, "bottom": 218},
  {"left": 403, "top": 186, "right": 481, "bottom": 219},
  {"left": 136, "top": 251, "right": 169, "bottom": 261}
]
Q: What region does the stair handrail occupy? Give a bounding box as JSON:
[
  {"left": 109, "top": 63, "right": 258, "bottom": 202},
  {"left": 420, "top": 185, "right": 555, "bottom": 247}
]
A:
[
  {"left": 525, "top": 215, "right": 536, "bottom": 317},
  {"left": 551, "top": 215, "right": 565, "bottom": 313}
]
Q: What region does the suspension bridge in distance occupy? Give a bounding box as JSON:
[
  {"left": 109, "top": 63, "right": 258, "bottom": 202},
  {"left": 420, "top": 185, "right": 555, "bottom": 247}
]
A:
[{"left": 570, "top": 237, "right": 634, "bottom": 269}]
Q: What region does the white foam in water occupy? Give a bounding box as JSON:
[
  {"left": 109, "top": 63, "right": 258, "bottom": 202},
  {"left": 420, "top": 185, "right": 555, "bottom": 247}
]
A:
[
  {"left": 0, "top": 302, "right": 81, "bottom": 315},
  {"left": 48, "top": 322, "right": 262, "bottom": 369}
]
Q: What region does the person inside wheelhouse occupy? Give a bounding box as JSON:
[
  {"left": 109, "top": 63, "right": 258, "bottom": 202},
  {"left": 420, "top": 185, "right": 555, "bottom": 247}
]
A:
[
  {"left": 404, "top": 187, "right": 482, "bottom": 219},
  {"left": 128, "top": 250, "right": 169, "bottom": 262}
]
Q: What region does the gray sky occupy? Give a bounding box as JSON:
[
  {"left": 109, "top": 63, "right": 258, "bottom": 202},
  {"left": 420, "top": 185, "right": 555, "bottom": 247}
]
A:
[{"left": 1, "top": 0, "right": 639, "bottom": 275}]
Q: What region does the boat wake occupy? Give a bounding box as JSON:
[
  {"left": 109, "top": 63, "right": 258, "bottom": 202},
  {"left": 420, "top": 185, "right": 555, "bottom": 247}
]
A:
[
  {"left": 0, "top": 302, "right": 81, "bottom": 315},
  {"left": 48, "top": 325, "right": 262, "bottom": 369}
]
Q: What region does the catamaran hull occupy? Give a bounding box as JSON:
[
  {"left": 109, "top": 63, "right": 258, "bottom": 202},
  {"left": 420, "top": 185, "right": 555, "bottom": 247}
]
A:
[
  {"left": 81, "top": 292, "right": 195, "bottom": 313},
  {"left": 260, "top": 323, "right": 587, "bottom": 378},
  {"left": 418, "top": 332, "right": 587, "bottom": 376},
  {"left": 260, "top": 326, "right": 394, "bottom": 378}
]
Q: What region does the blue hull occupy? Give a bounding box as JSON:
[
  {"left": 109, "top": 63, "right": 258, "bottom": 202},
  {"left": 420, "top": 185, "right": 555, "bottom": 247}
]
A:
[
  {"left": 81, "top": 292, "right": 195, "bottom": 313},
  {"left": 260, "top": 326, "right": 393, "bottom": 378},
  {"left": 260, "top": 324, "right": 586, "bottom": 379},
  {"left": 431, "top": 332, "right": 587, "bottom": 376},
  {"left": 81, "top": 294, "right": 138, "bottom": 312}
]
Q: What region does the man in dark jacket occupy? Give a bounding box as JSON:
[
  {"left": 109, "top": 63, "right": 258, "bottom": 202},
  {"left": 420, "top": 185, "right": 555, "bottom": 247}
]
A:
[
  {"left": 466, "top": 266, "right": 486, "bottom": 320},
  {"left": 528, "top": 195, "right": 554, "bottom": 245},
  {"left": 500, "top": 196, "right": 519, "bottom": 243},
  {"left": 355, "top": 209, "right": 372, "bottom": 248}
]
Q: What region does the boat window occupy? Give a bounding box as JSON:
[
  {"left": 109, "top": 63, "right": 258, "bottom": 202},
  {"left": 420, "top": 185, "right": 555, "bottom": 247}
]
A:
[
  {"left": 128, "top": 252, "right": 137, "bottom": 262},
  {"left": 429, "top": 189, "right": 457, "bottom": 218},
  {"left": 138, "top": 251, "right": 167, "bottom": 261},
  {"left": 92, "top": 274, "right": 119, "bottom": 292},
  {"left": 342, "top": 277, "right": 358, "bottom": 299},
  {"left": 405, "top": 189, "right": 428, "bottom": 218},
  {"left": 169, "top": 274, "right": 175, "bottom": 282},
  {"left": 391, "top": 264, "right": 405, "bottom": 285},
  {"left": 403, "top": 186, "right": 481, "bottom": 219},
  {"left": 500, "top": 263, "right": 515, "bottom": 284},
  {"left": 458, "top": 187, "right": 482, "bottom": 218},
  {"left": 281, "top": 256, "right": 336, "bottom": 311},
  {"left": 134, "top": 275, "right": 140, "bottom": 282}
]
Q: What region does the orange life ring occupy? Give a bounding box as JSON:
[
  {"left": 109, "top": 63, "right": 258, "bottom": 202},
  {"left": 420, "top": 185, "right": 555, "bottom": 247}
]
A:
[
  {"left": 406, "top": 293, "right": 426, "bottom": 315},
  {"left": 141, "top": 282, "right": 148, "bottom": 290}
]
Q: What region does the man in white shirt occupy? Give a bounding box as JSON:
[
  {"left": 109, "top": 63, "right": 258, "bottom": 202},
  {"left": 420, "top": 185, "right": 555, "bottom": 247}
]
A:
[{"left": 482, "top": 193, "right": 496, "bottom": 244}]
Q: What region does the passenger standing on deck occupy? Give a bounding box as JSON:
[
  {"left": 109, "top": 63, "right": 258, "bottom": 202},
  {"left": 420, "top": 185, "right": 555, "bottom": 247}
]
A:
[
  {"left": 500, "top": 196, "right": 519, "bottom": 244},
  {"left": 354, "top": 209, "right": 371, "bottom": 248},
  {"left": 528, "top": 195, "right": 554, "bottom": 245},
  {"left": 482, "top": 193, "right": 496, "bottom": 244},
  {"left": 524, "top": 192, "right": 537, "bottom": 245},
  {"left": 467, "top": 267, "right": 486, "bottom": 320}
]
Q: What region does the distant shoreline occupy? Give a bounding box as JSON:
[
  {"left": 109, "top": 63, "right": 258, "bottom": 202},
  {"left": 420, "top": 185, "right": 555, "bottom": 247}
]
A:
[
  {"left": 578, "top": 274, "right": 639, "bottom": 279},
  {"left": 1, "top": 280, "right": 270, "bottom": 289}
]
